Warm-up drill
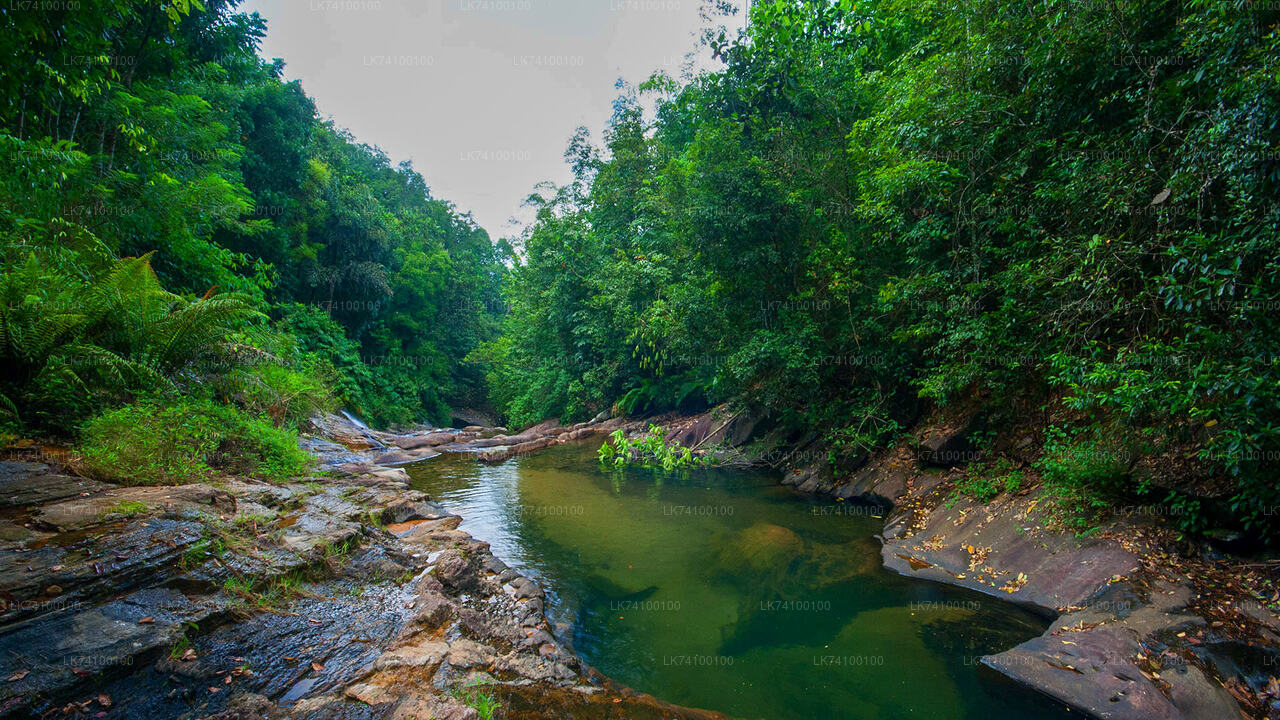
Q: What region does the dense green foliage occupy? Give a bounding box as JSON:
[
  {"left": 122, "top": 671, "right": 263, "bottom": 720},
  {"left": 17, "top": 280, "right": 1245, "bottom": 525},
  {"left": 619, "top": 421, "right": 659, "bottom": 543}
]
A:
[
  {"left": 0, "top": 0, "right": 504, "bottom": 453},
  {"left": 955, "top": 457, "right": 1025, "bottom": 504},
  {"left": 80, "top": 398, "right": 311, "bottom": 485},
  {"left": 5, "top": 0, "right": 1279, "bottom": 537},
  {"left": 598, "top": 425, "right": 706, "bottom": 470},
  {"left": 486, "top": 0, "right": 1280, "bottom": 535}
]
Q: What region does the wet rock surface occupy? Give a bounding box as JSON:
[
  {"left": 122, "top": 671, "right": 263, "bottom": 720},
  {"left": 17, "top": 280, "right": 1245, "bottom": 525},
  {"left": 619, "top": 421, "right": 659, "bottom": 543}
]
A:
[{"left": 0, "top": 413, "right": 722, "bottom": 720}]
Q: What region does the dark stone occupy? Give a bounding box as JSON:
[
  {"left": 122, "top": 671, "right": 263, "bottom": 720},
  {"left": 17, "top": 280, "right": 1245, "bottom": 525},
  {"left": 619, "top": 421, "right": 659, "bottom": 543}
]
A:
[
  {"left": 0, "top": 462, "right": 111, "bottom": 507},
  {"left": 918, "top": 411, "right": 987, "bottom": 466}
]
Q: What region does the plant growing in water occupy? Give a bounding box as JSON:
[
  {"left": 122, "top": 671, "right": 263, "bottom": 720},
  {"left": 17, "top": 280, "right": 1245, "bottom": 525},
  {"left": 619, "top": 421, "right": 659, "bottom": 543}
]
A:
[{"left": 598, "top": 425, "right": 707, "bottom": 470}]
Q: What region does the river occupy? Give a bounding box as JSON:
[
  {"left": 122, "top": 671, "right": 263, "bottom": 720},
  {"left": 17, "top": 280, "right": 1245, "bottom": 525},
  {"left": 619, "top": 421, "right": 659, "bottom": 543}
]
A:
[{"left": 407, "top": 443, "right": 1075, "bottom": 720}]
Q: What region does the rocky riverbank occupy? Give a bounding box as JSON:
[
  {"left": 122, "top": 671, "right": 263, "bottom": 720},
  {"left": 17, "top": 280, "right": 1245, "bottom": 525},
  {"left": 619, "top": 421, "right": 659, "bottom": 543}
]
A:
[
  {"left": 0, "top": 413, "right": 718, "bottom": 720},
  {"left": 657, "top": 404, "right": 1280, "bottom": 720}
]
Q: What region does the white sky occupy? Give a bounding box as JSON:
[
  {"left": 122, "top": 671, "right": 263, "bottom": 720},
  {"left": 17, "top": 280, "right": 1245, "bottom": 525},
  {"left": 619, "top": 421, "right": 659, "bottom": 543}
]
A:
[{"left": 240, "top": 0, "right": 743, "bottom": 239}]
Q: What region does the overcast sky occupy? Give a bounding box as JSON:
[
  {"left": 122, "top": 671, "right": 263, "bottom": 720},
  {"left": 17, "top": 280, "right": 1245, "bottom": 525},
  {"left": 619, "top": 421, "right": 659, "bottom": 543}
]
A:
[{"left": 240, "top": 0, "right": 743, "bottom": 239}]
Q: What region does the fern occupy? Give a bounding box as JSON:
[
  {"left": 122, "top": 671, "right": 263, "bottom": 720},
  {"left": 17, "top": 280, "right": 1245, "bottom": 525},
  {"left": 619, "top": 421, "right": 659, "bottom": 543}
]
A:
[{"left": 0, "top": 253, "right": 265, "bottom": 433}]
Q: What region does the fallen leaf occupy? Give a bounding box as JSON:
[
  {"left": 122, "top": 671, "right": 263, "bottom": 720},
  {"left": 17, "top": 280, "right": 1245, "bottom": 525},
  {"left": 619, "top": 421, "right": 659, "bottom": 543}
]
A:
[
  {"left": 96, "top": 693, "right": 112, "bottom": 708},
  {"left": 208, "top": 687, "right": 221, "bottom": 694},
  {"left": 224, "top": 675, "right": 232, "bottom": 685},
  {"left": 181, "top": 648, "right": 197, "bottom": 662},
  {"left": 311, "top": 662, "right": 325, "bottom": 673},
  {"left": 71, "top": 668, "right": 90, "bottom": 677},
  {"left": 308, "top": 617, "right": 321, "bottom": 625},
  {"left": 1151, "top": 188, "right": 1171, "bottom": 205},
  {"left": 7, "top": 670, "right": 29, "bottom": 682},
  {"left": 138, "top": 616, "right": 155, "bottom": 624}
]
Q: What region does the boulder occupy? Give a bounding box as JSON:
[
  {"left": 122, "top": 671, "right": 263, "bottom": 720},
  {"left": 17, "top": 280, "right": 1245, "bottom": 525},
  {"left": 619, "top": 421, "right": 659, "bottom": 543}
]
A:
[
  {"left": 432, "top": 548, "right": 475, "bottom": 591},
  {"left": 309, "top": 412, "right": 384, "bottom": 451},
  {"left": 918, "top": 410, "right": 987, "bottom": 466}
]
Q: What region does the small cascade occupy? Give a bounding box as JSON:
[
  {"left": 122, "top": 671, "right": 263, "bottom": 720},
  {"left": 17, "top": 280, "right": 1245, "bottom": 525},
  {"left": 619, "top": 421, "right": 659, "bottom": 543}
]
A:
[
  {"left": 339, "top": 409, "right": 386, "bottom": 449},
  {"left": 340, "top": 409, "right": 371, "bottom": 430}
]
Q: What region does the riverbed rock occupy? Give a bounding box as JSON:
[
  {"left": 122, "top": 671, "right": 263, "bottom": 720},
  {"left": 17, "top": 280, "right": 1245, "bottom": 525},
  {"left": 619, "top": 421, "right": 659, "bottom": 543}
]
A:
[
  {"left": 432, "top": 548, "right": 476, "bottom": 590},
  {"left": 381, "top": 498, "right": 452, "bottom": 525},
  {"left": 783, "top": 457, "right": 836, "bottom": 494},
  {"left": 0, "top": 461, "right": 111, "bottom": 507},
  {"left": 309, "top": 411, "right": 385, "bottom": 451},
  {"left": 32, "top": 483, "right": 235, "bottom": 532},
  {"left": 984, "top": 581, "right": 1239, "bottom": 720},
  {"left": 372, "top": 447, "right": 440, "bottom": 465},
  {"left": 0, "top": 586, "right": 223, "bottom": 707},
  {"left": 714, "top": 523, "right": 805, "bottom": 577},
  {"left": 392, "top": 431, "right": 457, "bottom": 450},
  {"left": 881, "top": 491, "right": 1140, "bottom": 612},
  {"left": 0, "top": 424, "right": 719, "bottom": 720},
  {"left": 832, "top": 447, "right": 918, "bottom": 504}
]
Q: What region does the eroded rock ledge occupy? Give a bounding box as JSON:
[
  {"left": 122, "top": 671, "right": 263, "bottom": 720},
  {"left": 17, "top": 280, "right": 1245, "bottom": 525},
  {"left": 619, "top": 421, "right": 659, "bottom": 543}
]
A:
[{"left": 0, "top": 414, "right": 721, "bottom": 720}]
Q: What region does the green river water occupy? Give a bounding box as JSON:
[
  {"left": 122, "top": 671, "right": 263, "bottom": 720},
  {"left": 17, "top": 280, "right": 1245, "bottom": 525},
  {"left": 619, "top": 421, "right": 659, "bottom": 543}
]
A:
[{"left": 407, "top": 443, "right": 1076, "bottom": 720}]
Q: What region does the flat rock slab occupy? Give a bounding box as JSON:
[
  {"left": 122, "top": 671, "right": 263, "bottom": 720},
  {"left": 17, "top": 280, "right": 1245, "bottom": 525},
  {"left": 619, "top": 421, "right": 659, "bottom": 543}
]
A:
[
  {"left": 391, "top": 432, "right": 457, "bottom": 450},
  {"left": 0, "top": 586, "right": 219, "bottom": 710},
  {"left": 278, "top": 510, "right": 362, "bottom": 555},
  {"left": 372, "top": 447, "right": 440, "bottom": 465},
  {"left": 34, "top": 484, "right": 235, "bottom": 532},
  {"left": 0, "top": 518, "right": 205, "bottom": 622},
  {"left": 0, "top": 462, "right": 111, "bottom": 507},
  {"left": 985, "top": 619, "right": 1238, "bottom": 720},
  {"left": 882, "top": 494, "right": 1140, "bottom": 613},
  {"left": 299, "top": 436, "right": 369, "bottom": 467}
]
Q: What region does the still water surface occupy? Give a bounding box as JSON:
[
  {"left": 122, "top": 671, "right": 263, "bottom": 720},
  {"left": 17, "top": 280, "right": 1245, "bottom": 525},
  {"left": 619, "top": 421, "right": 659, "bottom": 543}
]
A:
[{"left": 407, "top": 443, "right": 1074, "bottom": 720}]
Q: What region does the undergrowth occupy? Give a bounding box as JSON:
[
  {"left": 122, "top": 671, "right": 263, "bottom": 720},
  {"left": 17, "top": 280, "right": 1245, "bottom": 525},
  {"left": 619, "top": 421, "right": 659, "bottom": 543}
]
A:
[{"left": 79, "top": 398, "right": 311, "bottom": 485}]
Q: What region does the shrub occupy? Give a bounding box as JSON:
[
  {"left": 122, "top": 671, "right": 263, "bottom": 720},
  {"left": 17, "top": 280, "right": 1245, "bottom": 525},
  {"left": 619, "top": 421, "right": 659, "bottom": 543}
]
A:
[
  {"left": 451, "top": 680, "right": 501, "bottom": 720},
  {"left": 1034, "top": 426, "right": 1133, "bottom": 534},
  {"left": 220, "top": 361, "right": 337, "bottom": 428},
  {"left": 0, "top": 254, "right": 262, "bottom": 434},
  {"left": 598, "top": 425, "right": 707, "bottom": 471},
  {"left": 955, "top": 457, "right": 1024, "bottom": 503},
  {"left": 80, "top": 399, "right": 311, "bottom": 485}
]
